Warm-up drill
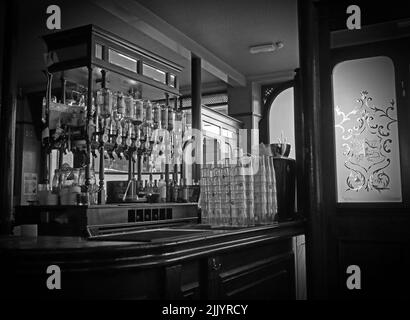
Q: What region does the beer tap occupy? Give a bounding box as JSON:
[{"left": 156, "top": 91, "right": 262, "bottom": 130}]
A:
[
  {"left": 135, "top": 124, "right": 142, "bottom": 149},
  {"left": 108, "top": 112, "right": 117, "bottom": 146},
  {"left": 67, "top": 127, "right": 72, "bottom": 153},
  {"left": 129, "top": 125, "right": 138, "bottom": 164},
  {"left": 123, "top": 150, "right": 129, "bottom": 161},
  {"left": 92, "top": 113, "right": 101, "bottom": 144},
  {"left": 125, "top": 121, "right": 132, "bottom": 149},
  {"left": 87, "top": 112, "right": 96, "bottom": 144},
  {"left": 132, "top": 150, "right": 139, "bottom": 163},
  {"left": 107, "top": 149, "right": 115, "bottom": 160},
  {"left": 118, "top": 151, "right": 125, "bottom": 160},
  {"left": 145, "top": 126, "right": 152, "bottom": 151},
  {"left": 129, "top": 124, "right": 136, "bottom": 148},
  {"left": 91, "top": 114, "right": 99, "bottom": 158},
  {"left": 118, "top": 119, "right": 129, "bottom": 158},
  {"left": 115, "top": 117, "right": 123, "bottom": 147},
  {"left": 112, "top": 149, "right": 119, "bottom": 160}
]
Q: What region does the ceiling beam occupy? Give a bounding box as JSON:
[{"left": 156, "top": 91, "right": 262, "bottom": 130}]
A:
[
  {"left": 92, "top": 0, "right": 246, "bottom": 87},
  {"left": 247, "top": 69, "right": 296, "bottom": 85}
]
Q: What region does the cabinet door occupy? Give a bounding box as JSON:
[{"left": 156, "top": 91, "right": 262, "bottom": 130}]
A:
[
  {"left": 207, "top": 239, "right": 296, "bottom": 300},
  {"left": 163, "top": 261, "right": 202, "bottom": 300}
]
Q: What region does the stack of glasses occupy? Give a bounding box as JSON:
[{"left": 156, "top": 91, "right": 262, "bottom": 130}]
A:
[
  {"left": 200, "top": 152, "right": 278, "bottom": 227},
  {"left": 253, "top": 155, "right": 277, "bottom": 224}
]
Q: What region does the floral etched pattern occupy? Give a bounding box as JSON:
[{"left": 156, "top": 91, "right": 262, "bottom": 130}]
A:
[{"left": 334, "top": 91, "right": 398, "bottom": 193}]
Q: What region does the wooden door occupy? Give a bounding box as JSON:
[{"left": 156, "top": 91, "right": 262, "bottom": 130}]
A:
[
  {"left": 326, "top": 38, "right": 410, "bottom": 298},
  {"left": 297, "top": 0, "right": 410, "bottom": 299}
]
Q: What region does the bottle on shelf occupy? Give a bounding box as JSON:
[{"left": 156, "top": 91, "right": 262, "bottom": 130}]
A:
[
  {"left": 168, "top": 107, "right": 175, "bottom": 132},
  {"left": 158, "top": 174, "right": 167, "bottom": 203},
  {"left": 142, "top": 180, "right": 148, "bottom": 197},
  {"left": 183, "top": 112, "right": 192, "bottom": 139},
  {"left": 135, "top": 99, "right": 144, "bottom": 124},
  {"left": 148, "top": 173, "right": 154, "bottom": 194},
  {"left": 160, "top": 105, "right": 168, "bottom": 130},
  {"left": 97, "top": 87, "right": 113, "bottom": 118},
  {"left": 153, "top": 103, "right": 161, "bottom": 130},
  {"left": 124, "top": 94, "right": 135, "bottom": 121},
  {"left": 175, "top": 108, "right": 183, "bottom": 134},
  {"left": 51, "top": 169, "right": 60, "bottom": 194},
  {"left": 153, "top": 179, "right": 159, "bottom": 194},
  {"left": 178, "top": 178, "right": 188, "bottom": 203},
  {"left": 135, "top": 179, "right": 142, "bottom": 198},
  {"left": 167, "top": 179, "right": 174, "bottom": 202},
  {"left": 116, "top": 92, "right": 125, "bottom": 117},
  {"left": 172, "top": 178, "right": 179, "bottom": 203},
  {"left": 145, "top": 100, "right": 153, "bottom": 126}
]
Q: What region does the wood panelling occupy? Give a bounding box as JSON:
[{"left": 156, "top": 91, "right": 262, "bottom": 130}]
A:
[{"left": 338, "top": 240, "right": 409, "bottom": 299}]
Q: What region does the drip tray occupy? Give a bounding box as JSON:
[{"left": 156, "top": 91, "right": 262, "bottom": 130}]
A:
[{"left": 90, "top": 228, "right": 213, "bottom": 243}]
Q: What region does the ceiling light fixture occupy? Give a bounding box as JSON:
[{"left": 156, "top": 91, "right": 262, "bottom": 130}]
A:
[{"left": 249, "top": 41, "right": 284, "bottom": 54}]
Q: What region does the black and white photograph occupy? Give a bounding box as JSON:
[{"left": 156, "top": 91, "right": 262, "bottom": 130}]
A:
[{"left": 0, "top": 0, "right": 410, "bottom": 305}]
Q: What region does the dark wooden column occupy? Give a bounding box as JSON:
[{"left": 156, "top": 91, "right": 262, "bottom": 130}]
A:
[
  {"left": 297, "top": 0, "right": 331, "bottom": 299},
  {"left": 0, "top": 0, "right": 18, "bottom": 234},
  {"left": 85, "top": 67, "right": 93, "bottom": 189},
  {"left": 191, "top": 54, "right": 202, "bottom": 182}
]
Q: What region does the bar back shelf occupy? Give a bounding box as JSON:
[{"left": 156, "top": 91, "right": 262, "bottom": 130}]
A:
[{"left": 41, "top": 25, "right": 185, "bottom": 207}]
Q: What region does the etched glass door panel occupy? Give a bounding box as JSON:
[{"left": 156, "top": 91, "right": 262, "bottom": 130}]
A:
[{"left": 333, "top": 56, "right": 402, "bottom": 202}]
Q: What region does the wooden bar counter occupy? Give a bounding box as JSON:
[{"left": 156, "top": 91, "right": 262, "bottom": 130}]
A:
[{"left": 0, "top": 220, "right": 304, "bottom": 299}]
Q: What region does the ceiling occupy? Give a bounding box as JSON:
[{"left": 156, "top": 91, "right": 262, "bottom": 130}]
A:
[
  {"left": 135, "top": 0, "right": 299, "bottom": 78},
  {"left": 15, "top": 0, "right": 299, "bottom": 91}
]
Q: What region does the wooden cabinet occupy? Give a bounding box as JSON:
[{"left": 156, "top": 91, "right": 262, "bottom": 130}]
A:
[
  {"left": 205, "top": 240, "right": 295, "bottom": 300},
  {"left": 161, "top": 238, "right": 296, "bottom": 300}
]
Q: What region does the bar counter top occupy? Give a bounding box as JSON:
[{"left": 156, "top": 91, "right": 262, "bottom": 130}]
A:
[
  {"left": 0, "top": 220, "right": 304, "bottom": 262},
  {"left": 0, "top": 220, "right": 305, "bottom": 299}
]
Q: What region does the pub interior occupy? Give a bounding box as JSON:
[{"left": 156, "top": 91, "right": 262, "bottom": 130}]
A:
[{"left": 0, "top": 0, "right": 409, "bottom": 300}]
